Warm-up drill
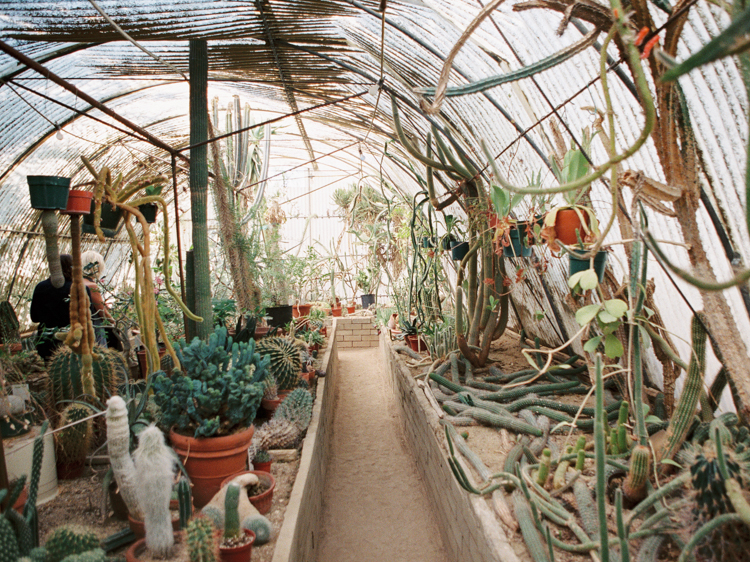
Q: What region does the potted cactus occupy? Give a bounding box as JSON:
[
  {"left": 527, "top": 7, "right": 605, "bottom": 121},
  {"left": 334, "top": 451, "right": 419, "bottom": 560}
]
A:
[
  {"left": 151, "top": 326, "right": 269, "bottom": 508},
  {"left": 218, "top": 483, "right": 255, "bottom": 562},
  {"left": 254, "top": 336, "right": 302, "bottom": 397}
]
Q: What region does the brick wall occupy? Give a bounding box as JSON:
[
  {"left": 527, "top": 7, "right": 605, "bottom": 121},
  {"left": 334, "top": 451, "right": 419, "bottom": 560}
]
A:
[{"left": 333, "top": 316, "right": 379, "bottom": 348}]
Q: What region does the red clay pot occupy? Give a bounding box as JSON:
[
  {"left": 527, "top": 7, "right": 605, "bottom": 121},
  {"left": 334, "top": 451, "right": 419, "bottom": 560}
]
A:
[
  {"left": 292, "top": 304, "right": 312, "bottom": 318},
  {"left": 170, "top": 425, "right": 255, "bottom": 509},
  {"left": 61, "top": 190, "right": 93, "bottom": 215},
  {"left": 125, "top": 533, "right": 182, "bottom": 562},
  {"left": 219, "top": 529, "right": 255, "bottom": 562},
  {"left": 221, "top": 470, "right": 275, "bottom": 515},
  {"left": 253, "top": 460, "right": 272, "bottom": 473},
  {"left": 261, "top": 397, "right": 281, "bottom": 415},
  {"left": 405, "top": 334, "right": 427, "bottom": 353},
  {"left": 553, "top": 208, "right": 591, "bottom": 245},
  {"left": 331, "top": 306, "right": 342, "bottom": 317}
]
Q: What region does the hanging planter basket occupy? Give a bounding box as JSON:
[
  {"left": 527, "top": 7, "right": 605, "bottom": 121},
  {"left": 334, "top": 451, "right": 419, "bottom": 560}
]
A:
[
  {"left": 569, "top": 249, "right": 608, "bottom": 283},
  {"left": 61, "top": 190, "right": 93, "bottom": 216},
  {"left": 137, "top": 202, "right": 158, "bottom": 224},
  {"left": 82, "top": 200, "right": 123, "bottom": 238},
  {"left": 450, "top": 240, "right": 469, "bottom": 261},
  {"left": 27, "top": 176, "right": 70, "bottom": 210},
  {"left": 503, "top": 223, "right": 532, "bottom": 258}
]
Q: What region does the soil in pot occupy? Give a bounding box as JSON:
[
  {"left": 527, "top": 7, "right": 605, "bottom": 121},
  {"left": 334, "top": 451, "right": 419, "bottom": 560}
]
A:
[{"left": 220, "top": 529, "right": 255, "bottom": 562}]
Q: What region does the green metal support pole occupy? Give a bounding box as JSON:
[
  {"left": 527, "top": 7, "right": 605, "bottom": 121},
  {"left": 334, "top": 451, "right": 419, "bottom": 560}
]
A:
[{"left": 189, "top": 39, "right": 213, "bottom": 339}]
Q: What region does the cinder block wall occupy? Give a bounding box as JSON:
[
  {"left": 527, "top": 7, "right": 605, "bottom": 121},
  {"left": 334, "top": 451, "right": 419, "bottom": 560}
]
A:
[
  {"left": 381, "top": 334, "right": 520, "bottom": 562},
  {"left": 334, "top": 316, "right": 378, "bottom": 348}
]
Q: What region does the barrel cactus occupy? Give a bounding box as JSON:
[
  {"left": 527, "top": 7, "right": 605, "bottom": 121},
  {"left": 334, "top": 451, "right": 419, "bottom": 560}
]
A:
[
  {"left": 54, "top": 404, "right": 93, "bottom": 467},
  {"left": 251, "top": 388, "right": 313, "bottom": 451},
  {"left": 47, "top": 346, "right": 125, "bottom": 409},
  {"left": 186, "top": 517, "right": 218, "bottom": 562},
  {"left": 44, "top": 526, "right": 99, "bottom": 562},
  {"left": 255, "top": 337, "right": 301, "bottom": 392}
]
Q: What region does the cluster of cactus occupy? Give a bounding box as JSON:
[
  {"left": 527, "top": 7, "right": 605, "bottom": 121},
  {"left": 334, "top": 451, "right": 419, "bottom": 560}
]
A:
[
  {"left": 255, "top": 337, "right": 301, "bottom": 391},
  {"left": 44, "top": 526, "right": 99, "bottom": 562},
  {"left": 262, "top": 375, "right": 278, "bottom": 400},
  {"left": 47, "top": 346, "right": 125, "bottom": 410},
  {"left": 54, "top": 404, "right": 93, "bottom": 465},
  {"left": 251, "top": 388, "right": 313, "bottom": 451},
  {"left": 0, "top": 301, "right": 20, "bottom": 344},
  {"left": 185, "top": 517, "right": 217, "bottom": 562},
  {"left": 152, "top": 326, "right": 268, "bottom": 437}
]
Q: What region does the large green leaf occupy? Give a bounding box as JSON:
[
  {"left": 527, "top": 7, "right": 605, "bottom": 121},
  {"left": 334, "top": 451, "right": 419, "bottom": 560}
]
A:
[
  {"left": 491, "top": 184, "right": 509, "bottom": 217},
  {"left": 576, "top": 304, "right": 602, "bottom": 326},
  {"left": 604, "top": 334, "right": 624, "bottom": 358},
  {"left": 604, "top": 299, "right": 628, "bottom": 318},
  {"left": 584, "top": 336, "right": 603, "bottom": 354}
]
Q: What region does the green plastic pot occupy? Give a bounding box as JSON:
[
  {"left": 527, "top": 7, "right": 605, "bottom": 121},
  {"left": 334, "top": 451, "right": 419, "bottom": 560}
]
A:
[
  {"left": 503, "top": 225, "right": 532, "bottom": 258},
  {"left": 82, "top": 199, "right": 123, "bottom": 237},
  {"left": 569, "top": 249, "right": 608, "bottom": 283},
  {"left": 27, "top": 176, "right": 70, "bottom": 210}
]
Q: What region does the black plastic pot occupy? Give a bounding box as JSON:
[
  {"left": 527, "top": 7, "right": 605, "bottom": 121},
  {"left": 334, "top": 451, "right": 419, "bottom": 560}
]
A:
[
  {"left": 27, "top": 176, "right": 70, "bottom": 210},
  {"left": 450, "top": 240, "right": 469, "bottom": 261},
  {"left": 82, "top": 200, "right": 123, "bottom": 238},
  {"left": 138, "top": 203, "right": 158, "bottom": 224},
  {"left": 266, "top": 305, "right": 293, "bottom": 328},
  {"left": 361, "top": 293, "right": 376, "bottom": 309}
]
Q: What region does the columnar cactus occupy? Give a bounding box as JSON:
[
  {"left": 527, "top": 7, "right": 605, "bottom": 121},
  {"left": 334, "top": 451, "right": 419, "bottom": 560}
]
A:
[
  {"left": 54, "top": 404, "right": 93, "bottom": 466},
  {"left": 223, "top": 484, "right": 241, "bottom": 541},
  {"left": 132, "top": 426, "right": 176, "bottom": 559},
  {"left": 255, "top": 337, "right": 301, "bottom": 391},
  {"left": 105, "top": 397, "right": 141, "bottom": 519},
  {"left": 186, "top": 518, "right": 218, "bottom": 562}
]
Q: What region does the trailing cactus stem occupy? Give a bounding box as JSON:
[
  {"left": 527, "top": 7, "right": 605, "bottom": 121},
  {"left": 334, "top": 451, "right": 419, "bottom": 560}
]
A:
[{"left": 661, "top": 314, "right": 707, "bottom": 465}]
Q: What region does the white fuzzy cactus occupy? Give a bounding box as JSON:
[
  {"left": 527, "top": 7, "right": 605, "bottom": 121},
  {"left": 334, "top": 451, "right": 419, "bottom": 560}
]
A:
[
  {"left": 106, "top": 397, "right": 176, "bottom": 558},
  {"left": 106, "top": 396, "right": 142, "bottom": 519},
  {"left": 133, "top": 425, "right": 176, "bottom": 558}
]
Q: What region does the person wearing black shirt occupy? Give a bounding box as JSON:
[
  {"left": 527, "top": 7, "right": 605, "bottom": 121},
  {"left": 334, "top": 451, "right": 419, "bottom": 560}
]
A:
[{"left": 30, "top": 254, "right": 93, "bottom": 360}]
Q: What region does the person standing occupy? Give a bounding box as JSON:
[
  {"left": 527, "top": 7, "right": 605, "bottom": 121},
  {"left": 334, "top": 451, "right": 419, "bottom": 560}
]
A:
[
  {"left": 30, "top": 254, "right": 74, "bottom": 359},
  {"left": 81, "top": 250, "right": 113, "bottom": 347}
]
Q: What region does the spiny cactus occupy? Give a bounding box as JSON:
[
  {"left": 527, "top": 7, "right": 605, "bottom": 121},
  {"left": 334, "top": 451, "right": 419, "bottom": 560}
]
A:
[
  {"left": 58, "top": 549, "right": 106, "bottom": 562},
  {"left": 186, "top": 518, "right": 218, "bottom": 562},
  {"left": 255, "top": 337, "right": 301, "bottom": 391},
  {"left": 262, "top": 375, "right": 278, "bottom": 400},
  {"left": 44, "top": 526, "right": 99, "bottom": 562},
  {"left": 223, "top": 484, "right": 241, "bottom": 540},
  {"left": 689, "top": 439, "right": 748, "bottom": 521},
  {"left": 623, "top": 444, "right": 651, "bottom": 503},
  {"left": 0, "top": 301, "right": 20, "bottom": 344},
  {"left": 153, "top": 325, "right": 268, "bottom": 437},
  {"left": 54, "top": 404, "right": 93, "bottom": 465},
  {"left": 47, "top": 346, "right": 125, "bottom": 409},
  {"left": 0, "top": 516, "right": 21, "bottom": 562},
  {"left": 274, "top": 388, "right": 313, "bottom": 429},
  {"left": 251, "top": 389, "right": 314, "bottom": 451}
]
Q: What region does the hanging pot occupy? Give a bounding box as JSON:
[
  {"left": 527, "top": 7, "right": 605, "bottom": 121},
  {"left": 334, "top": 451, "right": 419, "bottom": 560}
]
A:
[
  {"left": 137, "top": 203, "right": 158, "bottom": 224},
  {"left": 554, "top": 208, "right": 591, "bottom": 246},
  {"left": 421, "top": 236, "right": 436, "bottom": 248},
  {"left": 82, "top": 199, "right": 123, "bottom": 238},
  {"left": 61, "top": 190, "right": 93, "bottom": 215},
  {"left": 27, "top": 176, "right": 70, "bottom": 210},
  {"left": 441, "top": 234, "right": 456, "bottom": 250},
  {"left": 569, "top": 249, "right": 608, "bottom": 283},
  {"left": 170, "top": 425, "right": 255, "bottom": 509},
  {"left": 503, "top": 223, "right": 532, "bottom": 258},
  {"left": 450, "top": 240, "right": 469, "bottom": 261}
]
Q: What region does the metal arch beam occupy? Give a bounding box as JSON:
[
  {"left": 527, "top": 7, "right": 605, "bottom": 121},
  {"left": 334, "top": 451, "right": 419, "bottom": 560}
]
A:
[{"left": 254, "top": 0, "right": 317, "bottom": 170}]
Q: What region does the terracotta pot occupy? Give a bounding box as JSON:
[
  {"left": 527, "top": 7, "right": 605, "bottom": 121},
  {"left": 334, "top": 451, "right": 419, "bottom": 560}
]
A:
[
  {"left": 253, "top": 460, "right": 272, "bottom": 473},
  {"left": 126, "top": 533, "right": 183, "bottom": 562},
  {"left": 405, "top": 334, "right": 427, "bottom": 353},
  {"left": 11, "top": 485, "right": 27, "bottom": 513},
  {"left": 261, "top": 396, "right": 281, "bottom": 415},
  {"left": 219, "top": 529, "right": 255, "bottom": 562},
  {"left": 0, "top": 343, "right": 23, "bottom": 355},
  {"left": 135, "top": 344, "right": 170, "bottom": 379},
  {"left": 221, "top": 470, "right": 275, "bottom": 515},
  {"left": 554, "top": 208, "right": 591, "bottom": 245},
  {"left": 346, "top": 306, "right": 355, "bottom": 314},
  {"left": 301, "top": 371, "right": 315, "bottom": 385},
  {"left": 292, "top": 304, "right": 312, "bottom": 318},
  {"left": 253, "top": 326, "right": 271, "bottom": 340},
  {"left": 331, "top": 306, "right": 342, "bottom": 317},
  {"left": 128, "top": 500, "right": 180, "bottom": 538},
  {"left": 61, "top": 190, "right": 93, "bottom": 215},
  {"left": 170, "top": 425, "right": 255, "bottom": 509}
]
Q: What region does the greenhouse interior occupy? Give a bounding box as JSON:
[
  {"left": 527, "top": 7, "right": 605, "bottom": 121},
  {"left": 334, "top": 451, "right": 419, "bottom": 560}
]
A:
[{"left": 0, "top": 1, "right": 749, "bottom": 561}]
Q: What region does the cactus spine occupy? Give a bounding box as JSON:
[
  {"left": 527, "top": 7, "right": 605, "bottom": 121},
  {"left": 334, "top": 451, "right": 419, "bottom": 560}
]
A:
[
  {"left": 223, "top": 484, "right": 241, "bottom": 540},
  {"left": 44, "top": 526, "right": 99, "bottom": 562},
  {"left": 252, "top": 388, "right": 313, "bottom": 451},
  {"left": 186, "top": 518, "right": 218, "bottom": 562},
  {"left": 255, "top": 337, "right": 301, "bottom": 391},
  {"left": 661, "top": 314, "right": 707, "bottom": 466},
  {"left": 0, "top": 516, "right": 21, "bottom": 562},
  {"left": 623, "top": 444, "right": 650, "bottom": 503}
]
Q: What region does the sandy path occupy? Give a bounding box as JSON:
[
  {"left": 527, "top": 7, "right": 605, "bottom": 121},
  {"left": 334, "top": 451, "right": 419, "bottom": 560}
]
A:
[{"left": 317, "top": 348, "right": 449, "bottom": 562}]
